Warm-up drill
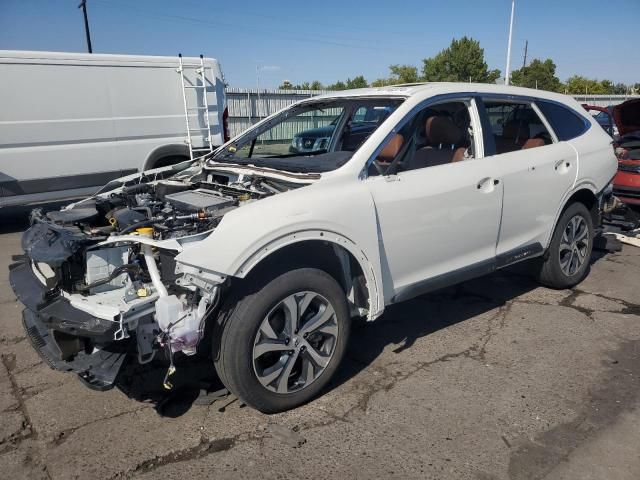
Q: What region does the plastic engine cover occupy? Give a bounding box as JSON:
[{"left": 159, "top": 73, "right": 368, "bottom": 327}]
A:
[{"left": 164, "top": 189, "right": 234, "bottom": 212}]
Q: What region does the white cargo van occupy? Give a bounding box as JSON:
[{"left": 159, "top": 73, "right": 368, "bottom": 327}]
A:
[{"left": 0, "top": 50, "right": 228, "bottom": 207}]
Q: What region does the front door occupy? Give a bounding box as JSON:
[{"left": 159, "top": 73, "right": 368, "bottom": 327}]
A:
[{"left": 365, "top": 98, "right": 503, "bottom": 303}]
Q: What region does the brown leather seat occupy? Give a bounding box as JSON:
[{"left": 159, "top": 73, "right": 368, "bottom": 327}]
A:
[
  {"left": 522, "top": 138, "right": 545, "bottom": 149},
  {"left": 495, "top": 120, "right": 529, "bottom": 153},
  {"left": 407, "top": 117, "right": 466, "bottom": 170},
  {"left": 377, "top": 133, "right": 404, "bottom": 164}
]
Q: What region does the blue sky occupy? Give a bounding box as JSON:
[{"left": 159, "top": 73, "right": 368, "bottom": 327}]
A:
[{"left": 1, "top": 0, "right": 638, "bottom": 88}]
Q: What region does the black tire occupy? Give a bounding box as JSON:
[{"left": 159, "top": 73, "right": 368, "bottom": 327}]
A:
[
  {"left": 537, "top": 202, "right": 594, "bottom": 289},
  {"left": 213, "top": 268, "right": 351, "bottom": 413}
]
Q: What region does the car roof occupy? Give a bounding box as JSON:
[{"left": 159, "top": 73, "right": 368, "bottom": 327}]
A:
[{"left": 306, "top": 82, "right": 576, "bottom": 105}]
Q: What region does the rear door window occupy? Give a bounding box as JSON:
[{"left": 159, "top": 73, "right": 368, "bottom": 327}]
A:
[
  {"left": 536, "top": 101, "right": 590, "bottom": 141},
  {"left": 483, "top": 101, "right": 553, "bottom": 154}
]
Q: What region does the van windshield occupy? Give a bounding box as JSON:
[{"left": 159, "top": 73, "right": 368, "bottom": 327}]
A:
[{"left": 209, "top": 98, "right": 403, "bottom": 173}]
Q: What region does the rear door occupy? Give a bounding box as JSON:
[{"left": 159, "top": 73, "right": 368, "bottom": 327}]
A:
[{"left": 480, "top": 98, "right": 578, "bottom": 260}]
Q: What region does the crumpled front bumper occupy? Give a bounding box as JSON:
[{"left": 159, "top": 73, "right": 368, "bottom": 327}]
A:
[{"left": 9, "top": 260, "right": 128, "bottom": 390}]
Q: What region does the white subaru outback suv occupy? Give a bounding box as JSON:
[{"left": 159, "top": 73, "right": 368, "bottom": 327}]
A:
[{"left": 10, "top": 84, "right": 617, "bottom": 413}]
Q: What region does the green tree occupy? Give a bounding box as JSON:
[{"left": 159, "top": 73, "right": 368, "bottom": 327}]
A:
[
  {"left": 370, "top": 78, "right": 393, "bottom": 87},
  {"left": 510, "top": 58, "right": 561, "bottom": 92},
  {"left": 310, "top": 80, "right": 324, "bottom": 90},
  {"left": 564, "top": 76, "right": 614, "bottom": 95},
  {"left": 612, "top": 82, "right": 629, "bottom": 95},
  {"left": 279, "top": 80, "right": 293, "bottom": 90},
  {"left": 389, "top": 64, "right": 419, "bottom": 84},
  {"left": 345, "top": 76, "right": 369, "bottom": 89},
  {"left": 327, "top": 80, "right": 347, "bottom": 90},
  {"left": 370, "top": 64, "right": 419, "bottom": 87},
  {"left": 600, "top": 79, "right": 614, "bottom": 94},
  {"left": 422, "top": 36, "right": 501, "bottom": 83}
]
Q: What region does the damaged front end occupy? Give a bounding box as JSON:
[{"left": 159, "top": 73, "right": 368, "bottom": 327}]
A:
[{"left": 10, "top": 163, "right": 302, "bottom": 391}]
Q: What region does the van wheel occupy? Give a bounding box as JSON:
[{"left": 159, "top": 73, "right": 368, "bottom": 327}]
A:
[
  {"left": 537, "top": 202, "right": 594, "bottom": 289},
  {"left": 213, "top": 268, "right": 350, "bottom": 413}
]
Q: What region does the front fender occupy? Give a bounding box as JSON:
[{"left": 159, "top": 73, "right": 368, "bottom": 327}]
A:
[{"left": 175, "top": 178, "right": 386, "bottom": 318}]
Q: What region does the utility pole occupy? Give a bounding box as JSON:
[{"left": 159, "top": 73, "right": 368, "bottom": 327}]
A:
[
  {"left": 522, "top": 40, "right": 528, "bottom": 69},
  {"left": 78, "top": 0, "right": 93, "bottom": 53},
  {"left": 505, "top": 0, "right": 515, "bottom": 86}
]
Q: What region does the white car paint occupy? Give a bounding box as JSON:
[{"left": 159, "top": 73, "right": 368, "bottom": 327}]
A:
[{"left": 173, "top": 83, "right": 617, "bottom": 319}]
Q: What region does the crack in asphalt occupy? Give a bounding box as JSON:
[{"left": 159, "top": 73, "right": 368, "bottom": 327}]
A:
[
  {"left": 108, "top": 435, "right": 247, "bottom": 479},
  {"left": 337, "top": 304, "right": 514, "bottom": 419},
  {"left": 49, "top": 406, "right": 152, "bottom": 447},
  {"left": 0, "top": 353, "right": 52, "bottom": 479},
  {"left": 0, "top": 354, "right": 33, "bottom": 447},
  {"left": 558, "top": 289, "right": 594, "bottom": 318},
  {"left": 0, "top": 336, "right": 27, "bottom": 346},
  {"left": 573, "top": 287, "right": 640, "bottom": 316}
]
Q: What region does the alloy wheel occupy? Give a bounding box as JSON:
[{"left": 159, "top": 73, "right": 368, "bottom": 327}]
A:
[
  {"left": 559, "top": 214, "right": 590, "bottom": 276},
  {"left": 252, "top": 291, "right": 339, "bottom": 394}
]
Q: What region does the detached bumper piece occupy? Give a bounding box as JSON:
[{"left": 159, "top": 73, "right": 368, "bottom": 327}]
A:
[
  {"left": 22, "top": 309, "right": 127, "bottom": 390},
  {"left": 9, "top": 261, "right": 127, "bottom": 391}
]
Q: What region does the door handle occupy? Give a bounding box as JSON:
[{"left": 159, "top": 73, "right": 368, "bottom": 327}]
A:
[
  {"left": 554, "top": 160, "right": 571, "bottom": 171},
  {"left": 477, "top": 177, "right": 498, "bottom": 192}
]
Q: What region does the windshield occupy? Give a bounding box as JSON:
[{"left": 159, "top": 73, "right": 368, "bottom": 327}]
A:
[{"left": 209, "top": 98, "right": 403, "bottom": 174}]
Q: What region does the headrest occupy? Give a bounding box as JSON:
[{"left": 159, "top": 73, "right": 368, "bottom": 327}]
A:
[
  {"left": 503, "top": 121, "right": 529, "bottom": 141},
  {"left": 378, "top": 133, "right": 404, "bottom": 162},
  {"left": 425, "top": 116, "right": 462, "bottom": 146}
]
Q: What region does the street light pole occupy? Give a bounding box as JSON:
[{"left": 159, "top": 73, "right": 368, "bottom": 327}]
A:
[
  {"left": 505, "top": 0, "right": 515, "bottom": 85},
  {"left": 256, "top": 65, "right": 262, "bottom": 120},
  {"left": 78, "top": 0, "right": 93, "bottom": 53}
]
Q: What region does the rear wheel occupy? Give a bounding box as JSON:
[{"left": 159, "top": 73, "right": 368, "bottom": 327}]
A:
[
  {"left": 537, "top": 202, "right": 594, "bottom": 289},
  {"left": 213, "top": 268, "right": 350, "bottom": 413}
]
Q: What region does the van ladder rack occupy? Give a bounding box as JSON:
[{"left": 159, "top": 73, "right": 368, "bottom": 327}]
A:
[{"left": 177, "top": 54, "right": 214, "bottom": 161}]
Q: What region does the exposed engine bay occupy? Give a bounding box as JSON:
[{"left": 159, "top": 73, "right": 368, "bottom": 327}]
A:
[{"left": 11, "top": 163, "right": 307, "bottom": 390}]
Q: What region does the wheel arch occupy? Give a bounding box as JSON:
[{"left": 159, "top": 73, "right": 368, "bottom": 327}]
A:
[
  {"left": 142, "top": 144, "right": 190, "bottom": 171},
  {"left": 234, "top": 231, "right": 383, "bottom": 320},
  {"left": 545, "top": 186, "right": 599, "bottom": 249}
]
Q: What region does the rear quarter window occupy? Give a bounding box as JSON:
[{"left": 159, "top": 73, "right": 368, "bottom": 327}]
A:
[{"left": 536, "top": 101, "right": 590, "bottom": 141}]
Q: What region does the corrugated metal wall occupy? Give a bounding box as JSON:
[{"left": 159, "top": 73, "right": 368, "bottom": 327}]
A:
[
  {"left": 225, "top": 89, "right": 640, "bottom": 138},
  {"left": 226, "top": 88, "right": 329, "bottom": 137},
  {"left": 571, "top": 94, "right": 639, "bottom": 108}
]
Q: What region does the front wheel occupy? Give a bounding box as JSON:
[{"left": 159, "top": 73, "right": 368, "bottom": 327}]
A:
[
  {"left": 213, "top": 268, "right": 351, "bottom": 413},
  {"left": 537, "top": 202, "right": 594, "bottom": 289}
]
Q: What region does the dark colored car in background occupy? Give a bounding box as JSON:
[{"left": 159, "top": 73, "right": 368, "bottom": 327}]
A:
[
  {"left": 584, "top": 100, "right": 640, "bottom": 207},
  {"left": 290, "top": 105, "right": 394, "bottom": 154}
]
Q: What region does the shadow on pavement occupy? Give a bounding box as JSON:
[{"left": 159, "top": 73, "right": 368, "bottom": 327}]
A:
[
  {"left": 119, "top": 265, "right": 547, "bottom": 418},
  {"left": 115, "top": 250, "right": 615, "bottom": 417}
]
